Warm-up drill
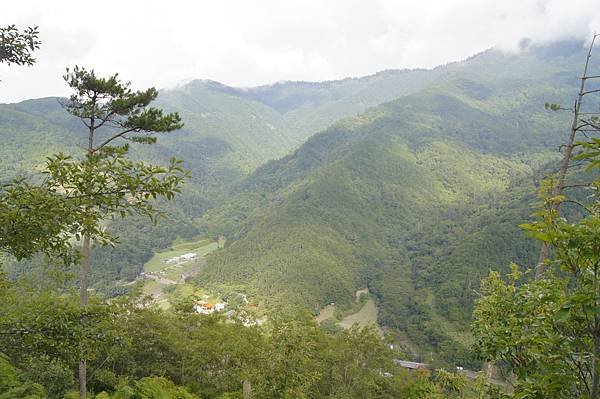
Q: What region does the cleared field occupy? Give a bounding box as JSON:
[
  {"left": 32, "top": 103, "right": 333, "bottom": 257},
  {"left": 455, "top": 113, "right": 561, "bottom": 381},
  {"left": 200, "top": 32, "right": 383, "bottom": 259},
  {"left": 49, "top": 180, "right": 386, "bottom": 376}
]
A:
[
  {"left": 140, "top": 238, "right": 219, "bottom": 308},
  {"left": 144, "top": 238, "right": 217, "bottom": 273},
  {"left": 315, "top": 304, "right": 336, "bottom": 323},
  {"left": 338, "top": 299, "right": 382, "bottom": 334}
]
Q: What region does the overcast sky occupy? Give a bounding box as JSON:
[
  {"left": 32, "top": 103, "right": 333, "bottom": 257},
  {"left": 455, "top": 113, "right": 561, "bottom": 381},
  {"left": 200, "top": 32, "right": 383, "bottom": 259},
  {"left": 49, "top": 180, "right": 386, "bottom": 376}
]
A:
[{"left": 1, "top": 0, "right": 600, "bottom": 103}]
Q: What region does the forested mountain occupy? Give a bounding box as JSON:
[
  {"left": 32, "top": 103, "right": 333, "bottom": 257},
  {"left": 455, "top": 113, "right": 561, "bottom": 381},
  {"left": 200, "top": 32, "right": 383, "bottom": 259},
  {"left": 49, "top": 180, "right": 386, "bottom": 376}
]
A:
[
  {"left": 196, "top": 41, "right": 590, "bottom": 366},
  {"left": 1, "top": 40, "right": 591, "bottom": 367},
  {"left": 0, "top": 63, "right": 443, "bottom": 286}
]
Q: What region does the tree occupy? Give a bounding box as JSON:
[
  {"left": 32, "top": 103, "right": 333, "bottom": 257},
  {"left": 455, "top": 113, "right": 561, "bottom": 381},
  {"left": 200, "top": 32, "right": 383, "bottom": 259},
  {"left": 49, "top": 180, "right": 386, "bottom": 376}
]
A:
[
  {"left": 0, "top": 352, "right": 46, "bottom": 399},
  {"left": 0, "top": 179, "right": 79, "bottom": 263},
  {"left": 0, "top": 24, "right": 40, "bottom": 67},
  {"left": 53, "top": 66, "right": 186, "bottom": 398},
  {"left": 0, "top": 24, "right": 70, "bottom": 261},
  {"left": 536, "top": 33, "right": 600, "bottom": 277},
  {"left": 250, "top": 311, "right": 326, "bottom": 398},
  {"left": 472, "top": 34, "right": 600, "bottom": 398},
  {"left": 472, "top": 109, "right": 600, "bottom": 398}
]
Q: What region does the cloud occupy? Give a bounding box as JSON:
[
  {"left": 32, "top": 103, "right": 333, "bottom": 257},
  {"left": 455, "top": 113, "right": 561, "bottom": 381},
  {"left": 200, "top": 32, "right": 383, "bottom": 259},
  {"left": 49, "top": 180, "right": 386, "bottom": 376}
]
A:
[{"left": 1, "top": 0, "right": 599, "bottom": 102}]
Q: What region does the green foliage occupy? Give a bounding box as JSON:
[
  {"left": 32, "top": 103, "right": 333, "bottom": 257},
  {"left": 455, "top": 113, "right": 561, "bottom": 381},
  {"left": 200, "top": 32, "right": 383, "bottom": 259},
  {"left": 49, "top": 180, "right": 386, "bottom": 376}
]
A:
[
  {"left": 62, "top": 66, "right": 183, "bottom": 137},
  {"left": 0, "top": 354, "right": 46, "bottom": 399},
  {"left": 0, "top": 25, "right": 40, "bottom": 67},
  {"left": 544, "top": 102, "right": 563, "bottom": 111},
  {"left": 0, "top": 179, "right": 79, "bottom": 263},
  {"left": 198, "top": 98, "right": 548, "bottom": 365},
  {"left": 473, "top": 108, "right": 600, "bottom": 397},
  {"left": 55, "top": 66, "right": 187, "bottom": 242},
  {"left": 0, "top": 67, "right": 188, "bottom": 285},
  {"left": 110, "top": 377, "right": 197, "bottom": 399},
  {"left": 0, "top": 57, "right": 442, "bottom": 293},
  {"left": 577, "top": 136, "right": 600, "bottom": 172},
  {"left": 44, "top": 150, "right": 186, "bottom": 244},
  {"left": 0, "top": 62, "right": 190, "bottom": 397},
  {"left": 193, "top": 43, "right": 592, "bottom": 366},
  {"left": 1, "top": 41, "right": 593, "bottom": 376},
  {"left": 191, "top": 43, "right": 596, "bottom": 369},
  {"left": 1, "top": 275, "right": 465, "bottom": 398},
  {"left": 320, "top": 318, "right": 343, "bottom": 335},
  {"left": 433, "top": 369, "right": 469, "bottom": 398}
]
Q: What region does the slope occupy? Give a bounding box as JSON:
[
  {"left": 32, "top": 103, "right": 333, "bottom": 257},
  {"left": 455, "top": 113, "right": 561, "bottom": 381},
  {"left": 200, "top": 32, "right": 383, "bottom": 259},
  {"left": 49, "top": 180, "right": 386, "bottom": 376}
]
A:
[
  {"left": 0, "top": 64, "right": 443, "bottom": 291},
  {"left": 196, "top": 41, "right": 590, "bottom": 366}
]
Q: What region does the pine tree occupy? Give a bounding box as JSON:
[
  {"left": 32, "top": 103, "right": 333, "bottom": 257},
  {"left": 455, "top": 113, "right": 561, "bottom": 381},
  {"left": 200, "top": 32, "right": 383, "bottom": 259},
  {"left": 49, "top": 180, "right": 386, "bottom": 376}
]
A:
[{"left": 53, "top": 66, "right": 186, "bottom": 398}]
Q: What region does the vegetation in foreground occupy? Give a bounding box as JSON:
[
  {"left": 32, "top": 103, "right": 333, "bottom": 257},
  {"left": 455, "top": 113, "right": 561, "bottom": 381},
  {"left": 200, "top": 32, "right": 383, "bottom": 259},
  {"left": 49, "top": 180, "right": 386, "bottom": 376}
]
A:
[
  {"left": 1, "top": 271, "right": 508, "bottom": 398},
  {"left": 472, "top": 35, "right": 600, "bottom": 398}
]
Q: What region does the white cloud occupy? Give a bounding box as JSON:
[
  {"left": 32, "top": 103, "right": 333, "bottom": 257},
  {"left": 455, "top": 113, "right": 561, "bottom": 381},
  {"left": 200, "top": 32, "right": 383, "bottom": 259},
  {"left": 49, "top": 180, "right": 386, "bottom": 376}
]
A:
[{"left": 1, "top": 0, "right": 599, "bottom": 102}]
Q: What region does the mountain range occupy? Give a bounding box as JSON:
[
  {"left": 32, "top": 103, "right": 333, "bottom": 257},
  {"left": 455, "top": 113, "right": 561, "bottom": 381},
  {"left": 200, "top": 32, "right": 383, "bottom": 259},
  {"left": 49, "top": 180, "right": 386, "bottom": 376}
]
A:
[{"left": 1, "top": 40, "right": 591, "bottom": 366}]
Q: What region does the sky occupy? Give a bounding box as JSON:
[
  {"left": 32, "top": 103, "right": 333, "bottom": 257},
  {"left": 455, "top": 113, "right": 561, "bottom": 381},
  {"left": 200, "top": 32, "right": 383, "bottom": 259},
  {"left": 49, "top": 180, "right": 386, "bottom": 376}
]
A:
[{"left": 1, "top": 0, "right": 600, "bottom": 103}]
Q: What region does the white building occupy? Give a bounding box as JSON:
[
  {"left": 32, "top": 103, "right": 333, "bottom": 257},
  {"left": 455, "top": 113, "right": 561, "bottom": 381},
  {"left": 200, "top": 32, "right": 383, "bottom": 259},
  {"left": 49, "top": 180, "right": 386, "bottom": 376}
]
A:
[
  {"left": 214, "top": 302, "right": 227, "bottom": 312},
  {"left": 163, "top": 252, "right": 197, "bottom": 265},
  {"left": 194, "top": 300, "right": 214, "bottom": 314},
  {"left": 180, "top": 253, "right": 197, "bottom": 261},
  {"left": 194, "top": 300, "right": 227, "bottom": 315}
]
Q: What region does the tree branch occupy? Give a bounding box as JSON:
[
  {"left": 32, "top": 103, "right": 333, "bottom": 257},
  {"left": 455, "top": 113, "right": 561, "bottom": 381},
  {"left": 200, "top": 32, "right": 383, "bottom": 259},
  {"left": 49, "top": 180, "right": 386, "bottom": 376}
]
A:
[{"left": 92, "top": 128, "right": 139, "bottom": 152}]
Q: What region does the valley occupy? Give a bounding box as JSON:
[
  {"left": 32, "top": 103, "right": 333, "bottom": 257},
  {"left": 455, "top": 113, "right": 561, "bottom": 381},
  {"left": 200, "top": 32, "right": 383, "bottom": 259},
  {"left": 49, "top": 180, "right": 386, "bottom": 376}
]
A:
[{"left": 137, "top": 238, "right": 220, "bottom": 308}]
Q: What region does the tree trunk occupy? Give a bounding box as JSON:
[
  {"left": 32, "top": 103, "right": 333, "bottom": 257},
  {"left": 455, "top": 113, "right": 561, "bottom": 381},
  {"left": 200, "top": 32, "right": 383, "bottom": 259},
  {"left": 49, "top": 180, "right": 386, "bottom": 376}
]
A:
[
  {"left": 535, "top": 35, "right": 598, "bottom": 278},
  {"left": 592, "top": 325, "right": 600, "bottom": 399},
  {"left": 534, "top": 110, "right": 576, "bottom": 278},
  {"left": 79, "top": 234, "right": 90, "bottom": 399},
  {"left": 593, "top": 260, "right": 600, "bottom": 399},
  {"left": 243, "top": 380, "right": 252, "bottom": 399},
  {"left": 78, "top": 360, "right": 86, "bottom": 399}
]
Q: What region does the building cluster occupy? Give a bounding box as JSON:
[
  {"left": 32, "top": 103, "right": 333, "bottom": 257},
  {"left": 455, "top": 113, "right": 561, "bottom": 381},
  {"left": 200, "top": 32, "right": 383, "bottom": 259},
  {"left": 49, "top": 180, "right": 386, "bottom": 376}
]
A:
[
  {"left": 164, "top": 252, "right": 197, "bottom": 265},
  {"left": 194, "top": 300, "right": 227, "bottom": 315}
]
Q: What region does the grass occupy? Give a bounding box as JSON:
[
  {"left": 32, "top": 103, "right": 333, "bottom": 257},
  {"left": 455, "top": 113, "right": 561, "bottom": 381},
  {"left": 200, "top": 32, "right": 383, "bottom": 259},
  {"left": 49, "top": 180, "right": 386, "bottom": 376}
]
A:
[
  {"left": 338, "top": 299, "right": 381, "bottom": 334},
  {"left": 144, "top": 238, "right": 217, "bottom": 273},
  {"left": 140, "top": 238, "right": 220, "bottom": 309},
  {"left": 315, "top": 304, "right": 336, "bottom": 323},
  {"left": 316, "top": 290, "right": 383, "bottom": 335}
]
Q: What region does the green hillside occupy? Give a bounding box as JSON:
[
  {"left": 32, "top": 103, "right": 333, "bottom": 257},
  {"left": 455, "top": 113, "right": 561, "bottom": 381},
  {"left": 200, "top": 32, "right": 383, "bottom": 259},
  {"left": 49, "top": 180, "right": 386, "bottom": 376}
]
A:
[
  {"left": 0, "top": 64, "right": 443, "bottom": 289},
  {"left": 196, "top": 42, "right": 590, "bottom": 366},
  {"left": 206, "top": 68, "right": 442, "bottom": 143}
]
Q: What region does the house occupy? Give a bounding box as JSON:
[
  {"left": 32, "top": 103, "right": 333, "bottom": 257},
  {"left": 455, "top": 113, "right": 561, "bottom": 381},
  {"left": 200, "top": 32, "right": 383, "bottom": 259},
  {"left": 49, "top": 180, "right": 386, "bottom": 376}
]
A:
[
  {"left": 180, "top": 252, "right": 197, "bottom": 261},
  {"left": 194, "top": 301, "right": 215, "bottom": 315},
  {"left": 195, "top": 300, "right": 227, "bottom": 315},
  {"left": 394, "top": 360, "right": 429, "bottom": 370},
  {"left": 214, "top": 302, "right": 227, "bottom": 312},
  {"left": 164, "top": 252, "right": 197, "bottom": 265}
]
